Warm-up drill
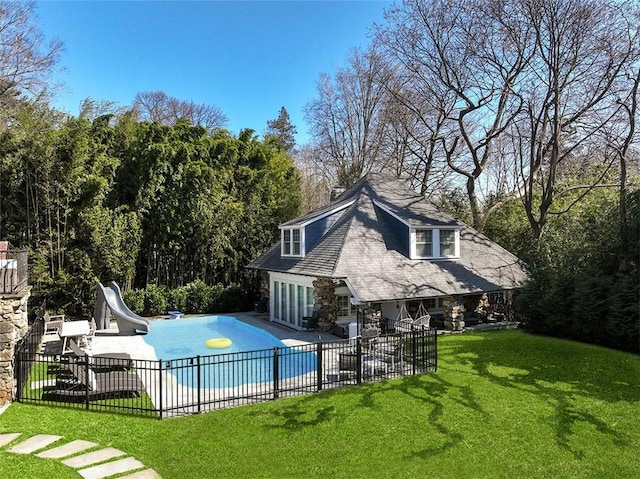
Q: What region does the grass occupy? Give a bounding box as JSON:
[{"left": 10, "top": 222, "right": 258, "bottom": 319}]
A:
[{"left": 1, "top": 330, "right": 638, "bottom": 478}]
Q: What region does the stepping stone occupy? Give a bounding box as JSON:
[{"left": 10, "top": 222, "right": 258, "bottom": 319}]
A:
[
  {"left": 37, "top": 439, "right": 98, "bottom": 459},
  {"left": 0, "top": 432, "right": 22, "bottom": 447},
  {"left": 62, "top": 447, "right": 127, "bottom": 468},
  {"left": 119, "top": 469, "right": 162, "bottom": 479},
  {"left": 7, "top": 434, "right": 62, "bottom": 454},
  {"left": 78, "top": 457, "right": 145, "bottom": 479}
]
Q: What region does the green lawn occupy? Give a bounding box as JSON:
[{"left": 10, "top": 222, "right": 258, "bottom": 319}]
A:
[{"left": 1, "top": 330, "right": 638, "bottom": 478}]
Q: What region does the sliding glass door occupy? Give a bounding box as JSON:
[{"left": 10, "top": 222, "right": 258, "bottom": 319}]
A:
[{"left": 270, "top": 273, "right": 315, "bottom": 329}]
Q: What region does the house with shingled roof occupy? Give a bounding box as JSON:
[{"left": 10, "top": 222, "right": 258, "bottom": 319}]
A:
[{"left": 248, "top": 173, "right": 528, "bottom": 335}]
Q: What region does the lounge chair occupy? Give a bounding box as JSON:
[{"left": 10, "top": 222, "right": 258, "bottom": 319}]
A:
[
  {"left": 54, "top": 362, "right": 144, "bottom": 401},
  {"left": 67, "top": 339, "right": 133, "bottom": 371}
]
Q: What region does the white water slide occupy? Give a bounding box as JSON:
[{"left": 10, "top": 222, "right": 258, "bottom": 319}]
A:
[{"left": 96, "top": 281, "right": 150, "bottom": 334}]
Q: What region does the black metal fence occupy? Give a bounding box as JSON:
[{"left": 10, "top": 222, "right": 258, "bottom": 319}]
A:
[
  {"left": 13, "top": 305, "right": 45, "bottom": 400},
  {"left": 15, "top": 324, "right": 437, "bottom": 419},
  {"left": 0, "top": 248, "right": 28, "bottom": 294}
]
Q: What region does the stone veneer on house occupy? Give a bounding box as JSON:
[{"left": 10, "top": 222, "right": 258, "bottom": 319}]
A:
[
  {"left": 312, "top": 278, "right": 337, "bottom": 332},
  {"left": 0, "top": 287, "right": 30, "bottom": 405}
]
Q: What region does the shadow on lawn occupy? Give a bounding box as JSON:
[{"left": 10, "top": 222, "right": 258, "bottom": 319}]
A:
[
  {"left": 250, "top": 373, "right": 476, "bottom": 460},
  {"left": 250, "top": 331, "right": 637, "bottom": 462},
  {"left": 440, "top": 331, "right": 637, "bottom": 458}
]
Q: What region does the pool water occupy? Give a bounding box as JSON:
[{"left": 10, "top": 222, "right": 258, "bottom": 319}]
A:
[{"left": 143, "top": 315, "right": 316, "bottom": 388}]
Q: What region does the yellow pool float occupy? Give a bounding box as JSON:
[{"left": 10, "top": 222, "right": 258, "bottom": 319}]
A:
[{"left": 205, "top": 337, "right": 232, "bottom": 349}]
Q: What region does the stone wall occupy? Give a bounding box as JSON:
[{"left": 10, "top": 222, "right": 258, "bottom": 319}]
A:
[
  {"left": 362, "top": 307, "right": 382, "bottom": 333},
  {"left": 257, "top": 271, "right": 269, "bottom": 302},
  {"left": 0, "top": 288, "right": 30, "bottom": 405},
  {"left": 442, "top": 295, "right": 466, "bottom": 331},
  {"left": 312, "top": 278, "right": 336, "bottom": 332}
]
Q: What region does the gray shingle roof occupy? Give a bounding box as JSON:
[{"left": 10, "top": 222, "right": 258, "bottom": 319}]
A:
[{"left": 248, "top": 173, "right": 528, "bottom": 302}]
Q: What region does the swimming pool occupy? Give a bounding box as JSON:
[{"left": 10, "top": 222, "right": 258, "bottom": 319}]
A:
[{"left": 143, "top": 315, "right": 317, "bottom": 388}]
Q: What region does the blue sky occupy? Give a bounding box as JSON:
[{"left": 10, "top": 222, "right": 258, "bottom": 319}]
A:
[{"left": 37, "top": 1, "right": 392, "bottom": 145}]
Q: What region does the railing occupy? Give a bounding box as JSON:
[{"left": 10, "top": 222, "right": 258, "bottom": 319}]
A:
[
  {"left": 14, "top": 327, "right": 437, "bottom": 419},
  {"left": 13, "top": 307, "right": 45, "bottom": 400},
  {"left": 0, "top": 248, "right": 28, "bottom": 294}
]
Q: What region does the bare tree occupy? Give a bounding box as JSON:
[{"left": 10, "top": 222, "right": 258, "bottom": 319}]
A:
[
  {"left": 510, "top": 0, "right": 638, "bottom": 238},
  {"left": 0, "top": 1, "right": 63, "bottom": 121},
  {"left": 378, "top": 0, "right": 533, "bottom": 231},
  {"left": 377, "top": 0, "right": 638, "bottom": 236},
  {"left": 304, "top": 44, "right": 393, "bottom": 188},
  {"left": 295, "top": 143, "right": 332, "bottom": 212},
  {"left": 133, "top": 91, "right": 227, "bottom": 132},
  {"left": 615, "top": 66, "right": 639, "bottom": 238},
  {"left": 379, "top": 64, "right": 456, "bottom": 195}
]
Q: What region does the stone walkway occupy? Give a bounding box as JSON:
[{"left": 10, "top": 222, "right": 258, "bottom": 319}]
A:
[{"left": 0, "top": 432, "right": 161, "bottom": 478}]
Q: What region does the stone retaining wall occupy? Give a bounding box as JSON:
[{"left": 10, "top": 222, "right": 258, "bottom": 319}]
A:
[{"left": 0, "top": 288, "right": 30, "bottom": 405}]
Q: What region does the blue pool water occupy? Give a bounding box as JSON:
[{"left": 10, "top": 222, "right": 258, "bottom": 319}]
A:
[{"left": 143, "top": 315, "right": 316, "bottom": 388}]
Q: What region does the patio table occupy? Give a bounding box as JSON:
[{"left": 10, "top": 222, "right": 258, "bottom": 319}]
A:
[{"left": 59, "top": 320, "right": 90, "bottom": 354}]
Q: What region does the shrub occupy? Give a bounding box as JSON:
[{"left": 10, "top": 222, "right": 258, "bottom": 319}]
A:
[
  {"left": 517, "top": 269, "right": 639, "bottom": 354},
  {"left": 168, "top": 286, "right": 188, "bottom": 312},
  {"left": 184, "top": 280, "right": 212, "bottom": 313},
  {"left": 123, "top": 288, "right": 145, "bottom": 315},
  {"left": 215, "top": 284, "right": 250, "bottom": 312},
  {"left": 144, "top": 284, "right": 168, "bottom": 316}
]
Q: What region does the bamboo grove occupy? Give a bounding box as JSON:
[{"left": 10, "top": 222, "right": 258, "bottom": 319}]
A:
[{"left": 0, "top": 106, "right": 301, "bottom": 316}]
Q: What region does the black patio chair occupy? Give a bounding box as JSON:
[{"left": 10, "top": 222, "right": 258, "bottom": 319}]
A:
[{"left": 301, "top": 311, "right": 319, "bottom": 330}]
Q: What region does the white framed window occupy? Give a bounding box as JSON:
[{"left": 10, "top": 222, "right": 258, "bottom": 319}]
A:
[
  {"left": 415, "top": 229, "right": 433, "bottom": 257},
  {"left": 440, "top": 230, "right": 456, "bottom": 257},
  {"left": 305, "top": 287, "right": 314, "bottom": 316},
  {"left": 412, "top": 228, "right": 459, "bottom": 259},
  {"left": 281, "top": 228, "right": 303, "bottom": 257},
  {"left": 273, "top": 281, "right": 280, "bottom": 319},
  {"left": 281, "top": 282, "right": 288, "bottom": 321},
  {"left": 336, "top": 295, "right": 351, "bottom": 317},
  {"left": 423, "top": 298, "right": 442, "bottom": 310}
]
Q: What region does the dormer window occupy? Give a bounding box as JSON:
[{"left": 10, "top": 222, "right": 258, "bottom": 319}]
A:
[
  {"left": 412, "top": 228, "right": 459, "bottom": 259},
  {"left": 415, "top": 230, "right": 433, "bottom": 257},
  {"left": 282, "top": 228, "right": 302, "bottom": 257},
  {"left": 440, "top": 230, "right": 456, "bottom": 256}
]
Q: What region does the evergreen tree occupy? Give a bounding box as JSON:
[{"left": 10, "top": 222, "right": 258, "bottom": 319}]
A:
[{"left": 264, "top": 106, "right": 297, "bottom": 154}]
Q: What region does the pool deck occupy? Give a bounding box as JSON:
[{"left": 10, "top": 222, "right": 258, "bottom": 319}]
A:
[{"left": 42, "top": 311, "right": 516, "bottom": 358}]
